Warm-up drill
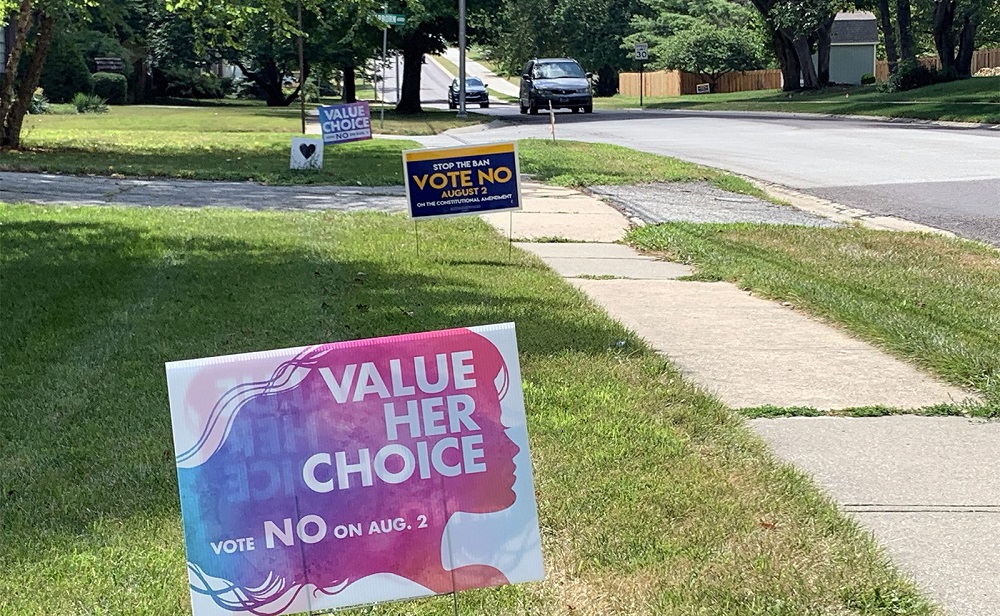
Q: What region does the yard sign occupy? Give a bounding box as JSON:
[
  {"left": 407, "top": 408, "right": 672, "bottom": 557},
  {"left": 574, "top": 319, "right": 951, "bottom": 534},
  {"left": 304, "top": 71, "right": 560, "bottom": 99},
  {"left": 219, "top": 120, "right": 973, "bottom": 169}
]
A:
[
  {"left": 318, "top": 101, "right": 372, "bottom": 145},
  {"left": 166, "top": 323, "right": 544, "bottom": 616},
  {"left": 402, "top": 142, "right": 522, "bottom": 218}
]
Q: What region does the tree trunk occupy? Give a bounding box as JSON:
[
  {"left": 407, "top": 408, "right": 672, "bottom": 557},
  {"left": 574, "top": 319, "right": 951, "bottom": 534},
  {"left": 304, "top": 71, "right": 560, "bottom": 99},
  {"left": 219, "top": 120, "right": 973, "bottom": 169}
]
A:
[
  {"left": 0, "top": 0, "right": 34, "bottom": 135},
  {"left": 395, "top": 40, "right": 424, "bottom": 114},
  {"left": 342, "top": 65, "right": 356, "bottom": 102},
  {"left": 595, "top": 64, "right": 617, "bottom": 96},
  {"left": 777, "top": 34, "right": 801, "bottom": 91},
  {"left": 955, "top": 12, "right": 978, "bottom": 77},
  {"left": 934, "top": 0, "right": 956, "bottom": 75},
  {"left": 877, "top": 0, "right": 899, "bottom": 75},
  {"left": 791, "top": 35, "right": 818, "bottom": 89},
  {"left": 1, "top": 10, "right": 55, "bottom": 149},
  {"left": 897, "top": 0, "right": 916, "bottom": 62},
  {"left": 815, "top": 14, "right": 836, "bottom": 86}
]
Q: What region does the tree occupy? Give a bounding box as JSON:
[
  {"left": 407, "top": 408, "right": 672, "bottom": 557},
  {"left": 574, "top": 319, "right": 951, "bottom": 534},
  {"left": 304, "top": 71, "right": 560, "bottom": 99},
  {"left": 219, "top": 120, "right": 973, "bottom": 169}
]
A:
[
  {"left": 2, "top": 0, "right": 58, "bottom": 148},
  {"left": 657, "top": 23, "right": 766, "bottom": 90},
  {"left": 627, "top": 0, "right": 771, "bottom": 89},
  {"left": 932, "top": 0, "right": 988, "bottom": 77},
  {"left": 478, "top": 0, "right": 648, "bottom": 96}
]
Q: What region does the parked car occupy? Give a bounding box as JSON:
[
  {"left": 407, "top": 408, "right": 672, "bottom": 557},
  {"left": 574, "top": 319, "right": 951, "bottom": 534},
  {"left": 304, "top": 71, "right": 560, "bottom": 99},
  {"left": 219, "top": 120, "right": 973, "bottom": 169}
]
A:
[
  {"left": 519, "top": 58, "right": 593, "bottom": 115},
  {"left": 448, "top": 77, "right": 490, "bottom": 109}
]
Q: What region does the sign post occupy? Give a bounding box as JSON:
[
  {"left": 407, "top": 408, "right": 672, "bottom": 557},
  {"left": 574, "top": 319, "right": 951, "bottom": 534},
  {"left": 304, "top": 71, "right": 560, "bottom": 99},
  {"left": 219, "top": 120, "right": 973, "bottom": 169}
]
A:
[
  {"left": 166, "top": 324, "right": 545, "bottom": 616},
  {"left": 375, "top": 11, "right": 406, "bottom": 128},
  {"left": 634, "top": 42, "right": 648, "bottom": 108}
]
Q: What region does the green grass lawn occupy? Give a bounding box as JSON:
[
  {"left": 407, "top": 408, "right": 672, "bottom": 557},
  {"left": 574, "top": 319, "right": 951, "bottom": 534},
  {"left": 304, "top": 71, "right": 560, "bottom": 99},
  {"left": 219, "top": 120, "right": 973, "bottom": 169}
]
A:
[
  {"left": 599, "top": 76, "right": 1000, "bottom": 123},
  {"left": 0, "top": 202, "right": 937, "bottom": 615},
  {"left": 0, "top": 104, "right": 488, "bottom": 184},
  {"left": 1, "top": 105, "right": 765, "bottom": 193},
  {"left": 629, "top": 223, "right": 1000, "bottom": 413}
]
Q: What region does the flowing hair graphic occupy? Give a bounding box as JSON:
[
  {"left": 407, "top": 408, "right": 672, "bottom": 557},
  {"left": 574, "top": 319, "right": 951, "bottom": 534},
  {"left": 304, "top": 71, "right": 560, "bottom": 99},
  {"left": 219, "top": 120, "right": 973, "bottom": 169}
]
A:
[{"left": 170, "top": 327, "right": 527, "bottom": 615}]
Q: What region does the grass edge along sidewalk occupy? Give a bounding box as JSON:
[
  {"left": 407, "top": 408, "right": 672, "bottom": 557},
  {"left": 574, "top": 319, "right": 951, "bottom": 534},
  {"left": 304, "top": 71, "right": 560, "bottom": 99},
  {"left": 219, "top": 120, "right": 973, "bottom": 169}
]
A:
[
  {"left": 0, "top": 204, "right": 939, "bottom": 615},
  {"left": 628, "top": 222, "right": 1000, "bottom": 416}
]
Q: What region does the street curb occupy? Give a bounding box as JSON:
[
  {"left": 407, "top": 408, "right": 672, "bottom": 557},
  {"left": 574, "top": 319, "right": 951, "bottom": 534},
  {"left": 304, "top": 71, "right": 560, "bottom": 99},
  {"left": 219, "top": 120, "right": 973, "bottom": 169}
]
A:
[{"left": 744, "top": 177, "right": 959, "bottom": 237}]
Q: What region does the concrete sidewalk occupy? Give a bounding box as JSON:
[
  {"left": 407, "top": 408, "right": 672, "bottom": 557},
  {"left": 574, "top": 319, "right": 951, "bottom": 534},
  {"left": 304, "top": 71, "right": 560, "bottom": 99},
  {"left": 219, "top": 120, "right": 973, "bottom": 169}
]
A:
[{"left": 481, "top": 186, "right": 996, "bottom": 616}]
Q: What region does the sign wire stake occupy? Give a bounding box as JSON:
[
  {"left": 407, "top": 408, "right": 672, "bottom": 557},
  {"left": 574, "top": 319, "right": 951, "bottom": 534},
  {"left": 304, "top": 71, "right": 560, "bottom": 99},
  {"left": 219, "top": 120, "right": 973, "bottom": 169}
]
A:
[
  {"left": 414, "top": 220, "right": 420, "bottom": 258},
  {"left": 452, "top": 590, "right": 460, "bottom": 616},
  {"left": 508, "top": 210, "right": 513, "bottom": 263},
  {"left": 548, "top": 100, "right": 555, "bottom": 141}
]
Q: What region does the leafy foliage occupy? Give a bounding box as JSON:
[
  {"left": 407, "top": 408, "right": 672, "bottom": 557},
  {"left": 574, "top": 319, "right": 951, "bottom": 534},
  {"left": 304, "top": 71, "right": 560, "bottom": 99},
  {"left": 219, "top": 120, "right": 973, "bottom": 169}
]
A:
[
  {"left": 37, "top": 27, "right": 94, "bottom": 103},
  {"left": 92, "top": 71, "right": 128, "bottom": 104},
  {"left": 877, "top": 58, "right": 941, "bottom": 92},
  {"left": 71, "top": 92, "right": 109, "bottom": 113},
  {"left": 657, "top": 24, "right": 766, "bottom": 85}
]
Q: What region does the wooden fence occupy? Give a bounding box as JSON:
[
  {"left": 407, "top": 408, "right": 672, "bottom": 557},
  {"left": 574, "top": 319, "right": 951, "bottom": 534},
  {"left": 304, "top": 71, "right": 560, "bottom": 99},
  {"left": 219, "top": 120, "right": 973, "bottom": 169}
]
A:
[
  {"left": 621, "top": 48, "right": 999, "bottom": 96},
  {"left": 619, "top": 69, "right": 782, "bottom": 96},
  {"left": 876, "top": 48, "right": 1000, "bottom": 80}
]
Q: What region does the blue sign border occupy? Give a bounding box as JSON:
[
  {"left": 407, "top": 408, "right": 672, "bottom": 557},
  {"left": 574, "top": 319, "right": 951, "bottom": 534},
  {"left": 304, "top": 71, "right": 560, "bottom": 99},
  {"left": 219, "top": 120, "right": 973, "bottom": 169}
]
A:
[{"left": 402, "top": 142, "right": 522, "bottom": 219}]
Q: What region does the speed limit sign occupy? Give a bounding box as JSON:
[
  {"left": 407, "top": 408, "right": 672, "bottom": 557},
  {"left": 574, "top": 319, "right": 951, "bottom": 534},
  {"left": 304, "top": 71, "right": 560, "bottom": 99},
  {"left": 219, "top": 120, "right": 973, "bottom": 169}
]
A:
[{"left": 634, "top": 43, "right": 649, "bottom": 61}]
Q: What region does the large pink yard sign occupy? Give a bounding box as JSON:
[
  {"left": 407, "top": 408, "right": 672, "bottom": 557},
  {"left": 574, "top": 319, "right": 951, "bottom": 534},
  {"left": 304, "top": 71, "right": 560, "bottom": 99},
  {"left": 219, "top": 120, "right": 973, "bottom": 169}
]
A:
[{"left": 166, "top": 323, "right": 544, "bottom": 615}]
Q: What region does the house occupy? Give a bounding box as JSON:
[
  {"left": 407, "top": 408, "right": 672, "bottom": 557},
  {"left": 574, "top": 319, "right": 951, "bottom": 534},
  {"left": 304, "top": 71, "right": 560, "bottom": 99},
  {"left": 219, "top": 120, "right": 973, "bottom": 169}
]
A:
[{"left": 827, "top": 11, "right": 879, "bottom": 85}]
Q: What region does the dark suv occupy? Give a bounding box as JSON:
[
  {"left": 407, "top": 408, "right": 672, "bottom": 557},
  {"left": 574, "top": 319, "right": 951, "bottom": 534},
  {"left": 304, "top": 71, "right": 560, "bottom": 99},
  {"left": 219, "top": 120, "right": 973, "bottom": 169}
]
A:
[{"left": 519, "top": 58, "right": 593, "bottom": 115}]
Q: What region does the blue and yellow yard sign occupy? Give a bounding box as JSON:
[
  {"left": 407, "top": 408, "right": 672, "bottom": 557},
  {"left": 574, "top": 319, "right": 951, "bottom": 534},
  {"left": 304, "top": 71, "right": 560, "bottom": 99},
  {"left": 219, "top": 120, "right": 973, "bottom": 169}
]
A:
[{"left": 402, "top": 143, "right": 522, "bottom": 219}]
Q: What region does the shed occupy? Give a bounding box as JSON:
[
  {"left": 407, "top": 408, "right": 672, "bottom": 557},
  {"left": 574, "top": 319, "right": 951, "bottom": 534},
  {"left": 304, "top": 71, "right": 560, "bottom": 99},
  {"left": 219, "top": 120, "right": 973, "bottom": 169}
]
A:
[{"left": 827, "top": 12, "right": 879, "bottom": 85}]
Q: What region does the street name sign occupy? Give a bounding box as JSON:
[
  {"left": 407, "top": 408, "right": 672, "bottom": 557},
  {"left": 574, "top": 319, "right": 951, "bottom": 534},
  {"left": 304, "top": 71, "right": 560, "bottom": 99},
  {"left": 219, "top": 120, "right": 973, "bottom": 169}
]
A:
[{"left": 377, "top": 13, "right": 406, "bottom": 26}]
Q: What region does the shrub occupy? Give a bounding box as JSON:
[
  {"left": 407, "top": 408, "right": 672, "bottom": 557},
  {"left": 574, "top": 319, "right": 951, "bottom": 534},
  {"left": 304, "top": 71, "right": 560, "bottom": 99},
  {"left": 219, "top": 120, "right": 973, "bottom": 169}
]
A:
[
  {"left": 39, "top": 31, "right": 93, "bottom": 103},
  {"left": 72, "top": 93, "right": 109, "bottom": 114},
  {"left": 28, "top": 89, "right": 51, "bottom": 114},
  {"left": 234, "top": 79, "right": 266, "bottom": 100},
  {"left": 860, "top": 73, "right": 876, "bottom": 85},
  {"left": 92, "top": 72, "right": 128, "bottom": 104},
  {"left": 153, "top": 67, "right": 224, "bottom": 99},
  {"left": 878, "top": 59, "right": 940, "bottom": 93}
]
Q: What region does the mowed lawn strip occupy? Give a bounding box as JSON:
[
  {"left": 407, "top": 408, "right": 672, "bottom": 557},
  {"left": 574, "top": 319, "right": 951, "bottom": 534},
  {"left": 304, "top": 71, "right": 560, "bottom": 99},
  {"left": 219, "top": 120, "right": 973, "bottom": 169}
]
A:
[
  {"left": 629, "top": 223, "right": 1000, "bottom": 412},
  {"left": 1, "top": 104, "right": 767, "bottom": 196},
  {"left": 1, "top": 204, "right": 936, "bottom": 615},
  {"left": 1, "top": 104, "right": 483, "bottom": 185},
  {"left": 598, "top": 76, "right": 1000, "bottom": 123}
]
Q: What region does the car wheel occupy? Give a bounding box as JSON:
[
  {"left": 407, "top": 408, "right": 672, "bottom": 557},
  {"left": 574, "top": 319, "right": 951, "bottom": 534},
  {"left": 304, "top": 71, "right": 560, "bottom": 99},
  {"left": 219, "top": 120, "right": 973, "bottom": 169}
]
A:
[
  {"left": 529, "top": 105, "right": 538, "bottom": 115},
  {"left": 571, "top": 107, "right": 580, "bottom": 113},
  {"left": 480, "top": 102, "right": 489, "bottom": 108},
  {"left": 449, "top": 101, "right": 457, "bottom": 110},
  {"left": 583, "top": 104, "right": 593, "bottom": 114}
]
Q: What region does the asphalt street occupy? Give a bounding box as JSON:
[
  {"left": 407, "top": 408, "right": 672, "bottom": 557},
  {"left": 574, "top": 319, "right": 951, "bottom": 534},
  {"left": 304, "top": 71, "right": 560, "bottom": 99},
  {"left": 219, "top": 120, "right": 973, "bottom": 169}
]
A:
[{"left": 412, "top": 57, "right": 1000, "bottom": 245}]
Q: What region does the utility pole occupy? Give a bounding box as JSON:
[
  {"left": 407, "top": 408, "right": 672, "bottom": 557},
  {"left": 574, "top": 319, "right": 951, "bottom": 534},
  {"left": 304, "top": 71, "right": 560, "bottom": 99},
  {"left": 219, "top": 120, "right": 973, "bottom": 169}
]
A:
[
  {"left": 380, "top": 1, "right": 388, "bottom": 128},
  {"left": 457, "top": 0, "right": 467, "bottom": 118},
  {"left": 297, "top": 0, "right": 306, "bottom": 134}
]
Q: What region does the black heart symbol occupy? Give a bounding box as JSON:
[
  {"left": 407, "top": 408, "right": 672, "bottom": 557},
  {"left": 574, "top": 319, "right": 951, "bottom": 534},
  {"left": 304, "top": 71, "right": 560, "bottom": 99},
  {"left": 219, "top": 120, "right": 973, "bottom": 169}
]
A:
[{"left": 299, "top": 143, "right": 316, "bottom": 159}]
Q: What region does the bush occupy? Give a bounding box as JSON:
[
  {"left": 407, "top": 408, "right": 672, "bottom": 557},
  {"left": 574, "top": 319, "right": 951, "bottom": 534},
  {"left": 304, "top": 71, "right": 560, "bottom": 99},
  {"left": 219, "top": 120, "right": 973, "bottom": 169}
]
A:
[
  {"left": 878, "top": 59, "right": 941, "bottom": 93},
  {"left": 153, "top": 67, "right": 224, "bottom": 99},
  {"left": 234, "top": 79, "right": 266, "bottom": 100},
  {"left": 72, "top": 93, "right": 109, "bottom": 114},
  {"left": 28, "top": 89, "right": 51, "bottom": 114},
  {"left": 39, "top": 31, "right": 93, "bottom": 102},
  {"left": 860, "top": 73, "right": 876, "bottom": 85},
  {"left": 92, "top": 72, "right": 128, "bottom": 104}
]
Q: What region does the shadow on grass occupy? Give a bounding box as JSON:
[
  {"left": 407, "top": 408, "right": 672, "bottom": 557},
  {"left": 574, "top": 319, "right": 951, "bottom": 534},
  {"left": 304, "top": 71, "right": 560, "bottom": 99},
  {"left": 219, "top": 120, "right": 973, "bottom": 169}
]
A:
[
  {"left": 0, "top": 214, "right": 638, "bottom": 549},
  {"left": 2, "top": 140, "right": 408, "bottom": 185}
]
